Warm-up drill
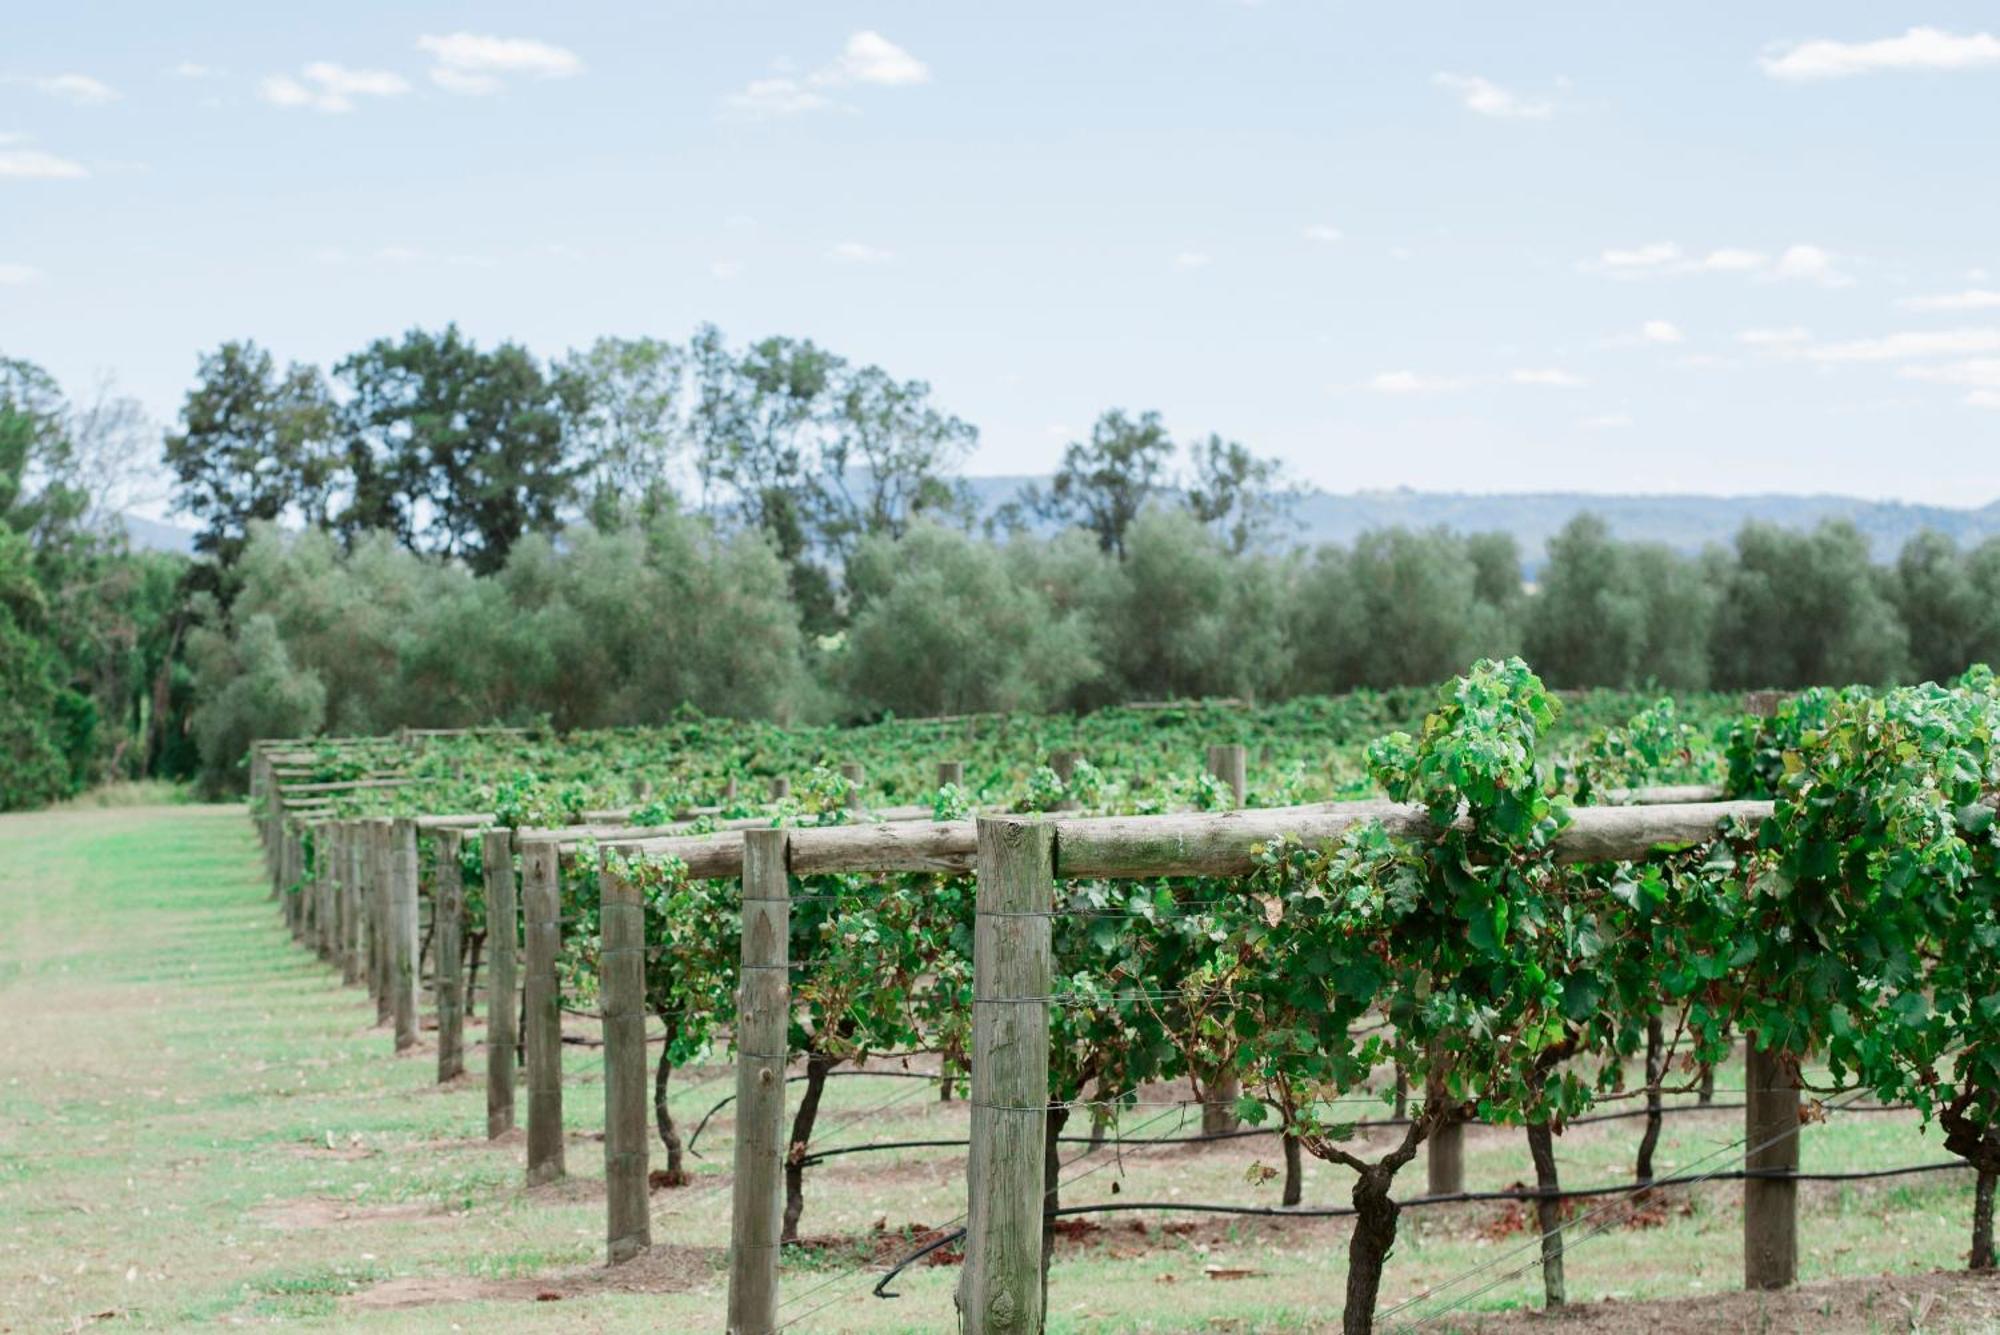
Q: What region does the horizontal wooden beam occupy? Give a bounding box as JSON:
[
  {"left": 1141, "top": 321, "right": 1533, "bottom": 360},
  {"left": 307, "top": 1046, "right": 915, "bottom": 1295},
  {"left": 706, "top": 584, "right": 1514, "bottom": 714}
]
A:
[{"left": 593, "top": 798, "right": 1772, "bottom": 882}]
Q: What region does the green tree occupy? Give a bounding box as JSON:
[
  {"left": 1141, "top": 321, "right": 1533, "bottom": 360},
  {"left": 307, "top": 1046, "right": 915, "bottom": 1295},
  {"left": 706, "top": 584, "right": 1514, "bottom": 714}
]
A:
[
  {"left": 552, "top": 335, "right": 686, "bottom": 523},
  {"left": 1891, "top": 531, "right": 1997, "bottom": 684},
  {"left": 338, "top": 325, "right": 575, "bottom": 574},
  {"left": 840, "top": 520, "right": 1098, "bottom": 716},
  {"left": 162, "top": 342, "right": 339, "bottom": 569},
  {"left": 1033, "top": 409, "right": 1174, "bottom": 558},
  {"left": 1710, "top": 520, "right": 1909, "bottom": 687},
  {"left": 1182, "top": 434, "right": 1296, "bottom": 554}
]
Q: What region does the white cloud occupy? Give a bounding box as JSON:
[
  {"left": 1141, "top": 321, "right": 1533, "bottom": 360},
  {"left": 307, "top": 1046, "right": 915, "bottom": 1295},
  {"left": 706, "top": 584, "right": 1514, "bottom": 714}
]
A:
[
  {"left": 1797, "top": 329, "right": 2000, "bottom": 363},
  {"left": 1583, "top": 242, "right": 1845, "bottom": 284},
  {"left": 1370, "top": 370, "right": 1459, "bottom": 394},
  {"left": 261, "top": 63, "right": 409, "bottom": 113},
  {"left": 1698, "top": 248, "right": 1767, "bottom": 272},
  {"left": 1173, "top": 250, "right": 1212, "bottom": 270},
  {"left": 726, "top": 31, "right": 928, "bottom": 117},
  {"left": 0, "top": 147, "right": 88, "bottom": 179},
  {"left": 0, "top": 262, "right": 44, "bottom": 284},
  {"left": 1770, "top": 243, "right": 1851, "bottom": 286},
  {"left": 169, "top": 62, "right": 221, "bottom": 80},
  {"left": 1581, "top": 413, "right": 1632, "bottom": 430},
  {"left": 819, "top": 31, "right": 930, "bottom": 86},
  {"left": 1641, "top": 319, "right": 1684, "bottom": 344},
  {"left": 1899, "top": 358, "right": 2000, "bottom": 389},
  {"left": 1369, "top": 368, "right": 1581, "bottom": 393},
  {"left": 1433, "top": 72, "right": 1552, "bottom": 119},
  {"left": 710, "top": 259, "right": 741, "bottom": 280},
  {"left": 827, "top": 241, "right": 893, "bottom": 265},
  {"left": 26, "top": 74, "right": 119, "bottom": 105},
  {"left": 1968, "top": 390, "right": 2000, "bottom": 409},
  {"left": 1736, "top": 326, "right": 1811, "bottom": 346},
  {"left": 1302, "top": 224, "right": 1343, "bottom": 244},
  {"left": 417, "top": 33, "right": 583, "bottom": 95},
  {"left": 725, "top": 78, "right": 833, "bottom": 117},
  {"left": 1509, "top": 367, "right": 1586, "bottom": 387},
  {"left": 1762, "top": 27, "right": 2000, "bottom": 81},
  {"left": 1899, "top": 288, "right": 2000, "bottom": 312}
]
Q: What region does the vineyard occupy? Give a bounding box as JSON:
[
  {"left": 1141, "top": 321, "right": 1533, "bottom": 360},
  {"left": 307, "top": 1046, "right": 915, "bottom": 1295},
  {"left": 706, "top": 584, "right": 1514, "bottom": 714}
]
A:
[{"left": 232, "top": 665, "right": 2000, "bottom": 1332}]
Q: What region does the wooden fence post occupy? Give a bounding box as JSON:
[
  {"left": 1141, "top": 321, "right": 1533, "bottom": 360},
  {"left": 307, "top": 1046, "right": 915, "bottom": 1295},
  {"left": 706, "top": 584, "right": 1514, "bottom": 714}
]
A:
[
  {"left": 1198, "top": 744, "right": 1249, "bottom": 1136},
  {"left": 285, "top": 825, "right": 305, "bottom": 939},
  {"left": 482, "top": 829, "right": 519, "bottom": 1139},
  {"left": 1744, "top": 1041, "right": 1799, "bottom": 1289},
  {"left": 600, "top": 861, "right": 651, "bottom": 1264},
  {"left": 769, "top": 776, "right": 791, "bottom": 801},
  {"left": 1049, "top": 751, "right": 1081, "bottom": 810},
  {"left": 938, "top": 761, "right": 965, "bottom": 788},
  {"left": 728, "top": 829, "right": 791, "bottom": 1333},
  {"left": 314, "top": 825, "right": 336, "bottom": 963},
  {"left": 390, "top": 818, "right": 420, "bottom": 1052},
  {"left": 340, "top": 824, "right": 364, "bottom": 987},
  {"left": 370, "top": 818, "right": 392, "bottom": 1025},
  {"left": 435, "top": 830, "right": 466, "bottom": 1082},
  {"left": 839, "top": 761, "right": 864, "bottom": 809},
  {"left": 963, "top": 816, "right": 1054, "bottom": 1335},
  {"left": 522, "top": 839, "right": 566, "bottom": 1185},
  {"left": 1205, "top": 744, "right": 1248, "bottom": 807},
  {"left": 1428, "top": 1117, "right": 1466, "bottom": 1196}
]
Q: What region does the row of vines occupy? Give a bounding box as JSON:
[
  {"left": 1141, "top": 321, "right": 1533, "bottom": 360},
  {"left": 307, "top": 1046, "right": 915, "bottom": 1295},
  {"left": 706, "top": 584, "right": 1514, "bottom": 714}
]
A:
[{"left": 262, "top": 667, "right": 2000, "bottom": 1332}]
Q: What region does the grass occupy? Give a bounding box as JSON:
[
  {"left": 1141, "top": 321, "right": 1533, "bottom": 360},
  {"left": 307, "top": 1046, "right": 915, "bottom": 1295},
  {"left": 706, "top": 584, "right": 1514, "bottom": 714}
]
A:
[{"left": 0, "top": 801, "right": 1992, "bottom": 1331}]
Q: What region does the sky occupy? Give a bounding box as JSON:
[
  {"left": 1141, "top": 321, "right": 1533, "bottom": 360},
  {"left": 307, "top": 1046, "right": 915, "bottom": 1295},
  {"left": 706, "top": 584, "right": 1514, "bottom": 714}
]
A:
[{"left": 3, "top": 3, "right": 1999, "bottom": 510}]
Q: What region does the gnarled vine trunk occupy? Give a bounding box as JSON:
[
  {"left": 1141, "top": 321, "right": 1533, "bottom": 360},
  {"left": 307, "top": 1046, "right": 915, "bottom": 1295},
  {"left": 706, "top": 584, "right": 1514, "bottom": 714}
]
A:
[
  {"left": 1343, "top": 1164, "right": 1402, "bottom": 1335},
  {"left": 1282, "top": 1133, "right": 1303, "bottom": 1206},
  {"left": 1636, "top": 1014, "right": 1664, "bottom": 1183},
  {"left": 1527, "top": 1121, "right": 1565, "bottom": 1307},
  {"left": 781, "top": 1050, "right": 835, "bottom": 1242},
  {"left": 1938, "top": 1102, "right": 2000, "bottom": 1271},
  {"left": 652, "top": 1008, "right": 688, "bottom": 1185},
  {"left": 1975, "top": 1169, "right": 1996, "bottom": 1270}
]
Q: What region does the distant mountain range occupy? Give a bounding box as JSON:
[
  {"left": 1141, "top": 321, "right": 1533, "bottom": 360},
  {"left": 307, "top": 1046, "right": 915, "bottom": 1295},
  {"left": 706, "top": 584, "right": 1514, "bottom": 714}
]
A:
[
  {"left": 961, "top": 478, "right": 2000, "bottom": 572},
  {"left": 121, "top": 486, "right": 2000, "bottom": 571}
]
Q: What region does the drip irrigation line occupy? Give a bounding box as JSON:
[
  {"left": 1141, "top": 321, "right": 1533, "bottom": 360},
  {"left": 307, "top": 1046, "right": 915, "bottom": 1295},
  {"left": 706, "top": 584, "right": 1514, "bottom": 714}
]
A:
[
  {"left": 686, "top": 1069, "right": 948, "bottom": 1155},
  {"left": 1383, "top": 1088, "right": 1883, "bottom": 1331}
]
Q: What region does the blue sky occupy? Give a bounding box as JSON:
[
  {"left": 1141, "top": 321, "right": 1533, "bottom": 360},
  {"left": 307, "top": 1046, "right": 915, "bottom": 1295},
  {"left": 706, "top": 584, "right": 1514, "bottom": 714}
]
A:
[{"left": 4, "top": 3, "right": 1998, "bottom": 507}]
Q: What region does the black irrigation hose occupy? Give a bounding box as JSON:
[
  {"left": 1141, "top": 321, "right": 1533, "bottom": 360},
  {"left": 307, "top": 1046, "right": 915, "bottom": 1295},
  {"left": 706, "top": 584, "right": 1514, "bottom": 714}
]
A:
[
  {"left": 685, "top": 1069, "right": 944, "bottom": 1154},
  {"left": 869, "top": 1159, "right": 1973, "bottom": 1298},
  {"left": 799, "top": 1098, "right": 1916, "bottom": 1169}
]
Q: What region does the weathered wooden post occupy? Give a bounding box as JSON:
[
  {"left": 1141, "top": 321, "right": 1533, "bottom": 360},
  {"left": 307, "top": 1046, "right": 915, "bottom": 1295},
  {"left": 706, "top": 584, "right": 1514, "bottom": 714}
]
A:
[
  {"left": 482, "top": 828, "right": 518, "bottom": 1138},
  {"left": 315, "top": 825, "right": 337, "bottom": 963},
  {"left": 600, "top": 859, "right": 650, "bottom": 1264},
  {"left": 1198, "top": 744, "right": 1249, "bottom": 1136},
  {"left": 369, "top": 818, "right": 393, "bottom": 1025},
  {"left": 839, "top": 761, "right": 864, "bottom": 809},
  {"left": 285, "top": 825, "right": 305, "bottom": 939},
  {"left": 522, "top": 839, "right": 565, "bottom": 1185},
  {"left": 1205, "top": 744, "right": 1248, "bottom": 807},
  {"left": 963, "top": 816, "right": 1054, "bottom": 1334},
  {"left": 1744, "top": 1042, "right": 1799, "bottom": 1289},
  {"left": 769, "top": 776, "right": 791, "bottom": 801},
  {"left": 435, "top": 830, "right": 466, "bottom": 1082},
  {"left": 390, "top": 818, "right": 420, "bottom": 1052},
  {"left": 728, "top": 829, "right": 791, "bottom": 1333},
  {"left": 1428, "top": 1116, "right": 1465, "bottom": 1196},
  {"left": 340, "top": 823, "right": 364, "bottom": 987},
  {"left": 1049, "top": 750, "right": 1081, "bottom": 811},
  {"left": 937, "top": 760, "right": 965, "bottom": 788}
]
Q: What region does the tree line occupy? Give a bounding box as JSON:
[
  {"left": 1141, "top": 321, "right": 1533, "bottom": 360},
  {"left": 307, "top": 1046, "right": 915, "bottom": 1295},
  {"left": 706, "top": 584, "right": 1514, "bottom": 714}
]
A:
[{"left": 6, "top": 324, "right": 2000, "bottom": 806}]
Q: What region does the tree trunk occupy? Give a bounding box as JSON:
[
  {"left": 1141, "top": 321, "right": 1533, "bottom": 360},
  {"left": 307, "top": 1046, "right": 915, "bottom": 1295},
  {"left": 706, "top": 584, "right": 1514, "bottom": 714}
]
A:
[
  {"left": 938, "top": 1058, "right": 955, "bottom": 1103},
  {"left": 1698, "top": 1061, "right": 1715, "bottom": 1105},
  {"left": 1527, "top": 1121, "right": 1565, "bottom": 1308},
  {"left": 1636, "top": 1014, "right": 1665, "bottom": 1184},
  {"left": 1042, "top": 1105, "right": 1070, "bottom": 1319},
  {"left": 1282, "top": 1134, "right": 1303, "bottom": 1206},
  {"left": 653, "top": 1009, "right": 688, "bottom": 1185},
  {"left": 1342, "top": 1166, "right": 1402, "bottom": 1335},
  {"left": 781, "top": 1050, "right": 834, "bottom": 1242},
  {"left": 1393, "top": 1065, "right": 1408, "bottom": 1121},
  {"left": 1975, "top": 1169, "right": 1996, "bottom": 1271}
]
